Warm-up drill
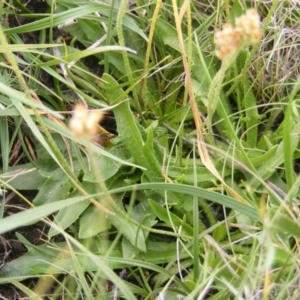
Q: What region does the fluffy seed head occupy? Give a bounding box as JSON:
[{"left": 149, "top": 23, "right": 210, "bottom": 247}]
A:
[
  {"left": 69, "top": 103, "right": 104, "bottom": 138},
  {"left": 214, "top": 9, "right": 261, "bottom": 60}
]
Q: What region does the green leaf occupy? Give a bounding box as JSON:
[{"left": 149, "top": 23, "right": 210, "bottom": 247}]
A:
[
  {"left": 0, "top": 237, "right": 183, "bottom": 284},
  {"left": 243, "top": 74, "right": 260, "bottom": 147},
  {"left": 122, "top": 236, "right": 137, "bottom": 259},
  {"left": 66, "top": 19, "right": 107, "bottom": 48},
  {"left": 49, "top": 200, "right": 90, "bottom": 237},
  {"left": 0, "top": 194, "right": 94, "bottom": 235},
  {"left": 48, "top": 181, "right": 95, "bottom": 237},
  {"left": 109, "top": 182, "right": 260, "bottom": 222},
  {"left": 3, "top": 5, "right": 110, "bottom": 34},
  {"left": 249, "top": 145, "right": 278, "bottom": 167},
  {"left": 167, "top": 165, "right": 220, "bottom": 184},
  {"left": 37, "top": 45, "right": 136, "bottom": 67},
  {"left": 103, "top": 73, "right": 163, "bottom": 181},
  {"left": 0, "top": 234, "right": 124, "bottom": 280},
  {"left": 255, "top": 134, "right": 298, "bottom": 183},
  {"left": 149, "top": 199, "right": 193, "bottom": 236},
  {"left": 0, "top": 233, "right": 65, "bottom": 279},
  {"left": 110, "top": 214, "right": 146, "bottom": 252},
  {"left": 6, "top": 164, "right": 47, "bottom": 190},
  {"left": 79, "top": 204, "right": 109, "bottom": 239},
  {"left": 108, "top": 213, "right": 146, "bottom": 253},
  {"left": 283, "top": 97, "right": 296, "bottom": 191},
  {"left": 33, "top": 168, "right": 72, "bottom": 206},
  {"left": 83, "top": 154, "right": 121, "bottom": 183},
  {"left": 270, "top": 209, "right": 300, "bottom": 238}
]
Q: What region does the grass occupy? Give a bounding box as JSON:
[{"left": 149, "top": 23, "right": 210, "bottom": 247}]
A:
[{"left": 1, "top": 0, "right": 300, "bottom": 299}]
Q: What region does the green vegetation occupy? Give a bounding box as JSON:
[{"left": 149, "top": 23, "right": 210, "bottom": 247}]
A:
[{"left": 1, "top": 0, "right": 300, "bottom": 299}]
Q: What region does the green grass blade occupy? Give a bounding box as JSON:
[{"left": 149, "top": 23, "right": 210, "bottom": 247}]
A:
[
  {"left": 0, "top": 194, "right": 93, "bottom": 235},
  {"left": 283, "top": 99, "right": 295, "bottom": 195},
  {"left": 109, "top": 183, "right": 260, "bottom": 221},
  {"left": 3, "top": 4, "right": 110, "bottom": 34}
]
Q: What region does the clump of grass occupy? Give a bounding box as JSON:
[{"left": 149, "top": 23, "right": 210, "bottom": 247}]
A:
[{"left": 1, "top": 1, "right": 300, "bottom": 299}]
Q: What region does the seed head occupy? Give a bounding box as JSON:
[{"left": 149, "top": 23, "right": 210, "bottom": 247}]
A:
[
  {"left": 214, "top": 9, "right": 261, "bottom": 60},
  {"left": 69, "top": 103, "right": 104, "bottom": 139}
]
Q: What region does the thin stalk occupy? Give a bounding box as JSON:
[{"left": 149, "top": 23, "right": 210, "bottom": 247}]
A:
[
  {"left": 138, "top": 0, "right": 164, "bottom": 120},
  {"left": 105, "top": 0, "right": 116, "bottom": 74},
  {"left": 192, "top": 144, "right": 200, "bottom": 282},
  {"left": 116, "top": 0, "right": 145, "bottom": 123},
  {"left": 0, "top": 117, "right": 9, "bottom": 219},
  {"left": 206, "top": 52, "right": 238, "bottom": 144},
  {"left": 0, "top": 25, "right": 31, "bottom": 99},
  {"left": 139, "top": 0, "right": 162, "bottom": 96},
  {"left": 241, "top": 0, "right": 279, "bottom": 78},
  {"left": 177, "top": 2, "right": 192, "bottom": 167},
  {"left": 224, "top": 0, "right": 230, "bottom": 22},
  {"left": 48, "top": 1, "right": 54, "bottom": 45}
]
